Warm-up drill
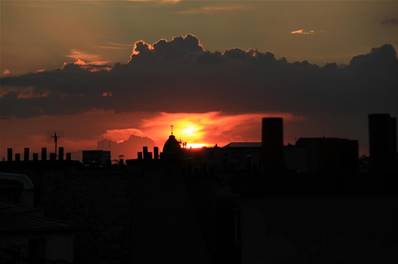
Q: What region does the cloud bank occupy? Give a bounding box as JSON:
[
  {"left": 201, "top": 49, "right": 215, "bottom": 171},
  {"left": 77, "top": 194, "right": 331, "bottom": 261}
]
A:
[{"left": 0, "top": 34, "right": 397, "bottom": 121}]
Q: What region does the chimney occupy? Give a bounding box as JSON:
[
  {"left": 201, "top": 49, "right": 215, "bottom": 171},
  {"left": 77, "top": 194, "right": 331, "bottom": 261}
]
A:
[
  {"left": 143, "top": 146, "right": 150, "bottom": 160},
  {"left": 7, "top": 148, "right": 13, "bottom": 162},
  {"left": 154, "top": 147, "right": 159, "bottom": 160},
  {"left": 58, "top": 147, "right": 64, "bottom": 161},
  {"left": 41, "top": 147, "right": 47, "bottom": 161},
  {"left": 24, "top": 148, "right": 30, "bottom": 161},
  {"left": 137, "top": 152, "right": 143, "bottom": 160}
]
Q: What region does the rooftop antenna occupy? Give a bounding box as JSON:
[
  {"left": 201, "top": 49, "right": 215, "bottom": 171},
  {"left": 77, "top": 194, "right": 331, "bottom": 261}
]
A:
[
  {"left": 51, "top": 132, "right": 58, "bottom": 158},
  {"left": 170, "top": 125, "right": 174, "bottom": 136}
]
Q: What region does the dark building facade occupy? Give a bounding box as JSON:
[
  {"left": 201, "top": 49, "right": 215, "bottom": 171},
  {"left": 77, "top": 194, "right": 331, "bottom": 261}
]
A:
[
  {"left": 2, "top": 115, "right": 398, "bottom": 264},
  {"left": 82, "top": 150, "right": 111, "bottom": 167},
  {"left": 368, "top": 113, "right": 397, "bottom": 171},
  {"left": 261, "top": 117, "right": 284, "bottom": 171},
  {"left": 295, "top": 137, "right": 359, "bottom": 174}
]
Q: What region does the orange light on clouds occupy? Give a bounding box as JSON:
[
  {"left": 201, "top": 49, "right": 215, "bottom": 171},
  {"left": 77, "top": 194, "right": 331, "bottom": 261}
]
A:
[
  {"left": 103, "top": 128, "right": 144, "bottom": 143},
  {"left": 177, "top": 121, "right": 203, "bottom": 141},
  {"left": 0, "top": 110, "right": 303, "bottom": 160},
  {"left": 2, "top": 69, "right": 12, "bottom": 76},
  {"left": 140, "top": 111, "right": 298, "bottom": 148}
]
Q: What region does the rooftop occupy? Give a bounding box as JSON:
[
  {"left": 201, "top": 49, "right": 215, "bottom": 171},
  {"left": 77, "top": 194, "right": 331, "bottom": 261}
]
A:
[{"left": 223, "top": 142, "right": 261, "bottom": 148}]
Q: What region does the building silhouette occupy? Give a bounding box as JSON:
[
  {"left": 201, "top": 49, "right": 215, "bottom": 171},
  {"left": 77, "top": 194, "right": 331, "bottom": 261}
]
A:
[
  {"left": 1, "top": 114, "right": 397, "bottom": 264},
  {"left": 368, "top": 113, "right": 397, "bottom": 171},
  {"left": 261, "top": 117, "right": 284, "bottom": 171},
  {"left": 82, "top": 150, "right": 111, "bottom": 167},
  {"left": 0, "top": 172, "right": 75, "bottom": 263},
  {"left": 293, "top": 137, "right": 358, "bottom": 174},
  {"left": 162, "top": 133, "right": 183, "bottom": 160},
  {"left": 41, "top": 147, "right": 47, "bottom": 161}
]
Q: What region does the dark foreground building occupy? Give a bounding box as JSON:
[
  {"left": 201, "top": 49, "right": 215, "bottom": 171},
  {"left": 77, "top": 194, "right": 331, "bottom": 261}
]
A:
[
  {"left": 0, "top": 115, "right": 397, "bottom": 264},
  {"left": 369, "top": 113, "right": 397, "bottom": 172},
  {"left": 0, "top": 172, "right": 76, "bottom": 264},
  {"left": 294, "top": 137, "right": 359, "bottom": 174},
  {"left": 262, "top": 117, "right": 284, "bottom": 171}
]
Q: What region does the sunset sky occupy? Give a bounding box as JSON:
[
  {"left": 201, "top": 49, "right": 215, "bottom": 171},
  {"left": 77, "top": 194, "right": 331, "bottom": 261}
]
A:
[{"left": 1, "top": 0, "right": 398, "bottom": 158}]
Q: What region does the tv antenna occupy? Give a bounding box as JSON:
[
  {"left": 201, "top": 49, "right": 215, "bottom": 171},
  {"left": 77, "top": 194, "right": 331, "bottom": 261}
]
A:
[{"left": 170, "top": 125, "right": 174, "bottom": 135}]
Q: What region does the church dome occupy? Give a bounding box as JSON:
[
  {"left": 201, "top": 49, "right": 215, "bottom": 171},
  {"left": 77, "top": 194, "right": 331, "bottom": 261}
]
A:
[{"left": 162, "top": 134, "right": 182, "bottom": 159}]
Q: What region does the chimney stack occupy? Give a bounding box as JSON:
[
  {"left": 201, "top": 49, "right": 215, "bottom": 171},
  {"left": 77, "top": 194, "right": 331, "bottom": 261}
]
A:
[
  {"left": 41, "top": 147, "right": 47, "bottom": 161},
  {"left": 143, "top": 146, "right": 150, "bottom": 160},
  {"left": 23, "top": 148, "right": 30, "bottom": 161},
  {"left": 7, "top": 148, "right": 13, "bottom": 162},
  {"left": 154, "top": 147, "right": 159, "bottom": 160},
  {"left": 58, "top": 147, "right": 64, "bottom": 161}
]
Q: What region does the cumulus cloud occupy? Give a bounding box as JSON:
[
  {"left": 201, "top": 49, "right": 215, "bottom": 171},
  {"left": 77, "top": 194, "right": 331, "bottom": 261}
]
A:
[
  {"left": 130, "top": 34, "right": 202, "bottom": 61},
  {"left": 0, "top": 34, "right": 397, "bottom": 124},
  {"left": 103, "top": 128, "right": 145, "bottom": 143}
]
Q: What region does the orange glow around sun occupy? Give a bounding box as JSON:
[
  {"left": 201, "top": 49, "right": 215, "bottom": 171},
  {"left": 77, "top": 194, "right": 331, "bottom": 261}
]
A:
[
  {"left": 169, "top": 121, "right": 207, "bottom": 148},
  {"left": 139, "top": 111, "right": 298, "bottom": 150},
  {"left": 177, "top": 122, "right": 202, "bottom": 141},
  {"left": 180, "top": 125, "right": 207, "bottom": 148},
  {"left": 0, "top": 110, "right": 301, "bottom": 160},
  {"left": 181, "top": 125, "right": 197, "bottom": 137}
]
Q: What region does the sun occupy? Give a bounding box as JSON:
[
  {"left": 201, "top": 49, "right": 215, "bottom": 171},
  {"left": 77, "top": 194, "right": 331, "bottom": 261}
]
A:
[
  {"left": 182, "top": 125, "right": 197, "bottom": 137},
  {"left": 177, "top": 121, "right": 202, "bottom": 140},
  {"left": 159, "top": 118, "right": 211, "bottom": 148}
]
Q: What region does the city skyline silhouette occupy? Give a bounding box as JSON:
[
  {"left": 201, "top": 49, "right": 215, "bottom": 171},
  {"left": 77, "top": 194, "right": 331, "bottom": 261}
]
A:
[
  {"left": 1, "top": 1, "right": 398, "bottom": 264},
  {"left": 1, "top": 36, "right": 397, "bottom": 158}
]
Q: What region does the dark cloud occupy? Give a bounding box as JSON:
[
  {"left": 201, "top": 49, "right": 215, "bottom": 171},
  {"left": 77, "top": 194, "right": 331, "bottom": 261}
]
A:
[
  {"left": 381, "top": 18, "right": 398, "bottom": 25},
  {"left": 1, "top": 34, "right": 397, "bottom": 120}
]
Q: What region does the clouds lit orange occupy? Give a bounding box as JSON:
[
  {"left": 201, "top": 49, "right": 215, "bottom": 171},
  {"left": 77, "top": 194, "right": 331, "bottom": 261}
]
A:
[{"left": 137, "top": 112, "right": 297, "bottom": 149}]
